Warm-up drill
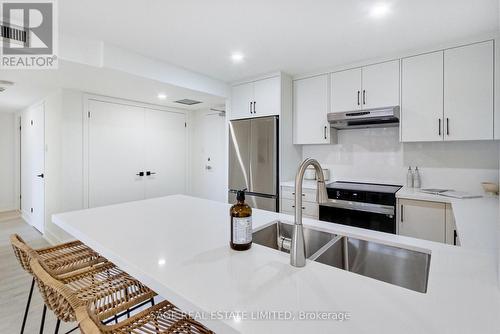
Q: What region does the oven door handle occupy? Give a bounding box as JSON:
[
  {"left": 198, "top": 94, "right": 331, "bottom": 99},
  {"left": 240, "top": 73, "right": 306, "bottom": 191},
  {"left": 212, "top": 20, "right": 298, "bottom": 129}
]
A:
[{"left": 320, "top": 199, "right": 395, "bottom": 215}]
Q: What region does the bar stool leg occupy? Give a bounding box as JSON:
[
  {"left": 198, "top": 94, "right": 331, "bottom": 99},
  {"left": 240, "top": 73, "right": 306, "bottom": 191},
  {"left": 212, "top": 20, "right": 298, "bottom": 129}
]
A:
[
  {"left": 39, "top": 304, "right": 47, "bottom": 334},
  {"left": 20, "top": 277, "right": 35, "bottom": 334},
  {"left": 54, "top": 319, "right": 60, "bottom": 334}
]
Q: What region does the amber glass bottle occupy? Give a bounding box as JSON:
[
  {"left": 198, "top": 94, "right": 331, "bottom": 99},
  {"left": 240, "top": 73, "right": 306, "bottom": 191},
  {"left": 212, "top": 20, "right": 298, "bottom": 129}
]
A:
[{"left": 230, "top": 190, "right": 252, "bottom": 251}]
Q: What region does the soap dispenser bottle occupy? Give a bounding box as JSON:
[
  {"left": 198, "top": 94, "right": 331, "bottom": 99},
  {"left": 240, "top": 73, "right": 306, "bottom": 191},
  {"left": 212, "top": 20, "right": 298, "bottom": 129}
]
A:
[
  {"left": 406, "top": 167, "right": 414, "bottom": 188},
  {"left": 414, "top": 167, "right": 421, "bottom": 188},
  {"left": 230, "top": 190, "right": 252, "bottom": 251}
]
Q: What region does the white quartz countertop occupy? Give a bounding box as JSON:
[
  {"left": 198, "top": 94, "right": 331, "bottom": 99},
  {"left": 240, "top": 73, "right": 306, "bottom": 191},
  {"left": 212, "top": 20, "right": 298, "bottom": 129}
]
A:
[
  {"left": 396, "top": 187, "right": 499, "bottom": 253},
  {"left": 53, "top": 195, "right": 500, "bottom": 334}
]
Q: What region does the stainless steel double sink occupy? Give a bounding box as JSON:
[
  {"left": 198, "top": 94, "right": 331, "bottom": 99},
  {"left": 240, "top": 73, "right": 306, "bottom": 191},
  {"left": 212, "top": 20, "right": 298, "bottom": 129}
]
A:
[{"left": 253, "top": 221, "right": 431, "bottom": 293}]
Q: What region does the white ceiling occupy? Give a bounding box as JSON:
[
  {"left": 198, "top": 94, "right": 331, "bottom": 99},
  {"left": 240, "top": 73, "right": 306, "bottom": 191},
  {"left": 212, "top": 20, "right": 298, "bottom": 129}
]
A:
[
  {"left": 0, "top": 60, "right": 225, "bottom": 113},
  {"left": 59, "top": 0, "right": 499, "bottom": 82}
]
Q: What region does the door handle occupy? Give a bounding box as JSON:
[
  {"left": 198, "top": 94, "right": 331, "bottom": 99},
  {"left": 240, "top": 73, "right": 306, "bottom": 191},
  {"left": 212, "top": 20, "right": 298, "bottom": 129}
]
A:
[
  {"left": 400, "top": 204, "right": 404, "bottom": 223},
  {"left": 362, "top": 90, "right": 366, "bottom": 105},
  {"left": 357, "top": 91, "right": 360, "bottom": 106},
  {"left": 438, "top": 119, "right": 441, "bottom": 136},
  {"left": 36, "top": 173, "right": 44, "bottom": 178},
  {"left": 136, "top": 172, "right": 144, "bottom": 177},
  {"left": 250, "top": 102, "right": 253, "bottom": 114},
  {"left": 253, "top": 101, "right": 256, "bottom": 114},
  {"left": 453, "top": 230, "right": 457, "bottom": 246},
  {"left": 146, "top": 171, "right": 156, "bottom": 176}
]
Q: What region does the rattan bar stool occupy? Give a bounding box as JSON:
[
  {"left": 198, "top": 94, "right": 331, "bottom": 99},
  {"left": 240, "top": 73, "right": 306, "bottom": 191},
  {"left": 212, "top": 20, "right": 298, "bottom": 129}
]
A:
[
  {"left": 77, "top": 300, "right": 215, "bottom": 334},
  {"left": 29, "top": 257, "right": 214, "bottom": 334},
  {"left": 30, "top": 257, "right": 157, "bottom": 334},
  {"left": 10, "top": 234, "right": 105, "bottom": 334}
]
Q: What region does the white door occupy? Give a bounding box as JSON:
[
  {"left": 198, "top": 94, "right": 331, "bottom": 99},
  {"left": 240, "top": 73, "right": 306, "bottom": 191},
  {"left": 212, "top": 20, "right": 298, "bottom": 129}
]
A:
[
  {"left": 31, "top": 105, "right": 45, "bottom": 233},
  {"left": 21, "top": 104, "right": 45, "bottom": 232},
  {"left": 230, "top": 83, "right": 253, "bottom": 120},
  {"left": 88, "top": 100, "right": 145, "bottom": 207},
  {"left": 144, "top": 109, "right": 187, "bottom": 199},
  {"left": 398, "top": 199, "right": 445, "bottom": 243},
  {"left": 293, "top": 74, "right": 330, "bottom": 144},
  {"left": 21, "top": 111, "right": 32, "bottom": 222},
  {"left": 444, "top": 41, "right": 494, "bottom": 141},
  {"left": 362, "top": 60, "right": 400, "bottom": 109},
  {"left": 331, "top": 68, "right": 362, "bottom": 113},
  {"left": 253, "top": 76, "right": 281, "bottom": 117},
  {"left": 190, "top": 112, "right": 226, "bottom": 201},
  {"left": 401, "top": 51, "right": 444, "bottom": 142}
]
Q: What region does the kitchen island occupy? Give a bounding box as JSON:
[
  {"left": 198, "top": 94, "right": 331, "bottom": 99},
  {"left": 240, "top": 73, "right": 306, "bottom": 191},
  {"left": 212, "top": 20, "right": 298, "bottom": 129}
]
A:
[{"left": 53, "top": 195, "right": 500, "bottom": 334}]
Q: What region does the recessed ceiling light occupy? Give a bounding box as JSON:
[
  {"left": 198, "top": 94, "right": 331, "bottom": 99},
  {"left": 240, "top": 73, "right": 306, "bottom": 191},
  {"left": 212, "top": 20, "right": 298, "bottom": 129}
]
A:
[
  {"left": 231, "top": 52, "right": 245, "bottom": 63},
  {"left": 370, "top": 3, "right": 391, "bottom": 18},
  {"left": 157, "top": 93, "right": 167, "bottom": 100}
]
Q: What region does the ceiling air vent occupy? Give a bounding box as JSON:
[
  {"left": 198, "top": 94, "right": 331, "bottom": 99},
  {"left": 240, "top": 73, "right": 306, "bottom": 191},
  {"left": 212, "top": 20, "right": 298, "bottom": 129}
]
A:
[
  {"left": 174, "top": 99, "right": 202, "bottom": 106},
  {"left": 0, "top": 22, "right": 28, "bottom": 46}
]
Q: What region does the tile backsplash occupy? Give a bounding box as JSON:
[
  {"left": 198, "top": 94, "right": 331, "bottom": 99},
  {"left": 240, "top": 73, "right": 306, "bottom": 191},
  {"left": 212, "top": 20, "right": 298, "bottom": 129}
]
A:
[{"left": 303, "top": 127, "right": 499, "bottom": 193}]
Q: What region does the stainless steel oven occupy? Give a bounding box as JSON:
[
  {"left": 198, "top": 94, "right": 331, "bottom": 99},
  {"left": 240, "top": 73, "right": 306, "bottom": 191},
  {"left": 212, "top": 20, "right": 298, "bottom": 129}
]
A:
[{"left": 319, "top": 182, "right": 402, "bottom": 234}]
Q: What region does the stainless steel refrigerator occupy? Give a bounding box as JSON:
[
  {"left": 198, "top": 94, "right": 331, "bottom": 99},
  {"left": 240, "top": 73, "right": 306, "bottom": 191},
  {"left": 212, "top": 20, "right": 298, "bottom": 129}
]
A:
[{"left": 228, "top": 116, "right": 278, "bottom": 212}]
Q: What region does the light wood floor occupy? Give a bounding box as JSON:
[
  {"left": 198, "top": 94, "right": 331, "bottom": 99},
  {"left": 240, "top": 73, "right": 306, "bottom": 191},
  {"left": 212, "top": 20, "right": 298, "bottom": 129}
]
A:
[{"left": 0, "top": 217, "right": 81, "bottom": 334}]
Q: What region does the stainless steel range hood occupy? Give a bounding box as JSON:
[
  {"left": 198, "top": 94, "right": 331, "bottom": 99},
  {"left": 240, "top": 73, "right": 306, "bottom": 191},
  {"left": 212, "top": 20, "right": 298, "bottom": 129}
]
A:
[{"left": 327, "top": 106, "right": 400, "bottom": 130}]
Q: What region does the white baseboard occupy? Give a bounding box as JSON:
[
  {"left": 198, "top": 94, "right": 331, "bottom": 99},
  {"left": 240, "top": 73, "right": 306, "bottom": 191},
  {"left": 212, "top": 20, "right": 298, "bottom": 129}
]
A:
[{"left": 42, "top": 228, "right": 60, "bottom": 246}]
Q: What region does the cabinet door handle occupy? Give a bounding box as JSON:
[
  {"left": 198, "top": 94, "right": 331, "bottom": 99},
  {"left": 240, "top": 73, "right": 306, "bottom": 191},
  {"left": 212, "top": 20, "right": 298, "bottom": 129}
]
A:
[
  {"left": 136, "top": 172, "right": 144, "bottom": 177},
  {"left": 362, "top": 90, "right": 366, "bottom": 105},
  {"left": 438, "top": 119, "right": 441, "bottom": 136},
  {"left": 324, "top": 126, "right": 328, "bottom": 139},
  {"left": 146, "top": 171, "right": 156, "bottom": 176},
  {"left": 253, "top": 101, "right": 256, "bottom": 114},
  {"left": 400, "top": 204, "right": 404, "bottom": 223},
  {"left": 250, "top": 102, "right": 253, "bottom": 114},
  {"left": 291, "top": 205, "right": 306, "bottom": 210},
  {"left": 453, "top": 230, "right": 457, "bottom": 246},
  {"left": 357, "top": 91, "right": 360, "bottom": 105},
  {"left": 446, "top": 118, "right": 450, "bottom": 136},
  {"left": 36, "top": 173, "right": 44, "bottom": 178}
]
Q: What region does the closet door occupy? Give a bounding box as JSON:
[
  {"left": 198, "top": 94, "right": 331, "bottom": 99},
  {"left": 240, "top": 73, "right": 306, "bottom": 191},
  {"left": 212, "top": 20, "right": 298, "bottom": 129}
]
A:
[
  {"left": 21, "top": 104, "right": 45, "bottom": 232},
  {"left": 88, "top": 100, "right": 145, "bottom": 207},
  {"left": 31, "top": 104, "right": 45, "bottom": 233},
  {"left": 143, "top": 109, "right": 187, "bottom": 199}
]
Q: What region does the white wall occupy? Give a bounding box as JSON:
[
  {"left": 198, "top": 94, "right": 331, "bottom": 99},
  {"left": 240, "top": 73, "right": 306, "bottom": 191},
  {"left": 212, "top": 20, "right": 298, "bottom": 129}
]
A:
[
  {"left": 303, "top": 127, "right": 499, "bottom": 193},
  {"left": 188, "top": 109, "right": 227, "bottom": 202},
  {"left": 0, "top": 112, "right": 16, "bottom": 211}
]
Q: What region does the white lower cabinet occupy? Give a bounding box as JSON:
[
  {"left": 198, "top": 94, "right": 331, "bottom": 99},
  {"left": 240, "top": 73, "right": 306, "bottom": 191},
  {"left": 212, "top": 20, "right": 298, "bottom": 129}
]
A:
[
  {"left": 445, "top": 204, "right": 460, "bottom": 246},
  {"left": 398, "top": 198, "right": 458, "bottom": 245},
  {"left": 280, "top": 186, "right": 319, "bottom": 219}
]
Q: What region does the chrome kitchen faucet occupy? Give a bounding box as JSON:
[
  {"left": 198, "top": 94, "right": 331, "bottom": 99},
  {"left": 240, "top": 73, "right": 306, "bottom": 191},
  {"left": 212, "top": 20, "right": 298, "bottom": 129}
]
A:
[{"left": 291, "top": 158, "right": 328, "bottom": 267}]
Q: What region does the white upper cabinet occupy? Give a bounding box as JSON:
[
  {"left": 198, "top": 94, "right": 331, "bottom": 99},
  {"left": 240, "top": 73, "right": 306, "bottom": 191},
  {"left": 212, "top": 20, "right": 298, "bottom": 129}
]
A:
[
  {"left": 331, "top": 68, "right": 362, "bottom": 113},
  {"left": 230, "top": 76, "right": 281, "bottom": 120},
  {"left": 331, "top": 61, "right": 400, "bottom": 113},
  {"left": 293, "top": 74, "right": 331, "bottom": 144},
  {"left": 231, "top": 83, "right": 254, "bottom": 120},
  {"left": 444, "top": 41, "right": 494, "bottom": 141},
  {"left": 401, "top": 51, "right": 444, "bottom": 142},
  {"left": 362, "top": 60, "right": 400, "bottom": 109},
  {"left": 253, "top": 76, "right": 281, "bottom": 118},
  {"left": 401, "top": 41, "right": 494, "bottom": 142}
]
